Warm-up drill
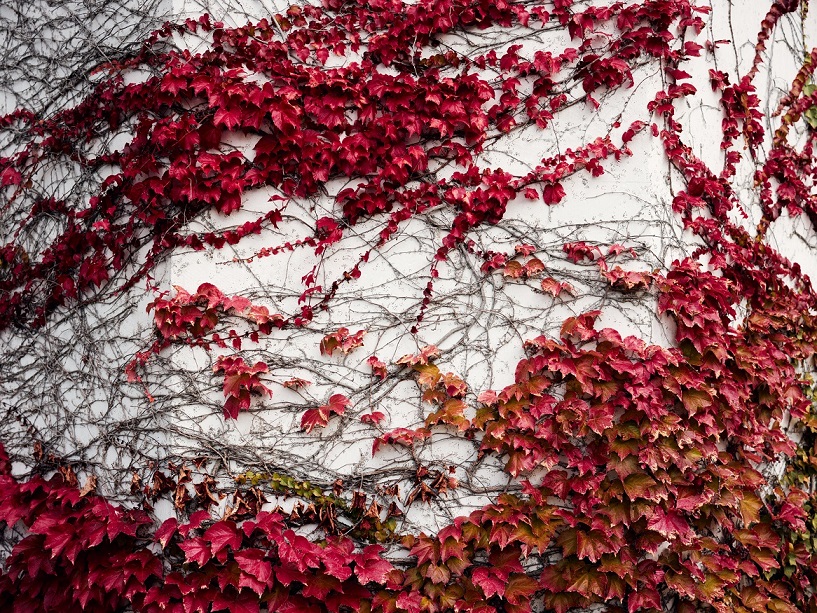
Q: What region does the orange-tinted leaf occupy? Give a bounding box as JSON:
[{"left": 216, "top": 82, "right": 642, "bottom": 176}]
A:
[
  {"left": 622, "top": 472, "right": 658, "bottom": 500},
  {"left": 739, "top": 492, "right": 763, "bottom": 526},
  {"left": 575, "top": 530, "right": 611, "bottom": 562},
  {"left": 415, "top": 363, "right": 441, "bottom": 389},
  {"left": 524, "top": 258, "right": 545, "bottom": 276},
  {"left": 681, "top": 388, "right": 711, "bottom": 416},
  {"left": 566, "top": 569, "right": 607, "bottom": 598},
  {"left": 541, "top": 277, "right": 574, "bottom": 297},
  {"left": 503, "top": 260, "right": 525, "bottom": 278},
  {"left": 367, "top": 356, "right": 388, "bottom": 379},
  {"left": 504, "top": 573, "right": 538, "bottom": 605}
]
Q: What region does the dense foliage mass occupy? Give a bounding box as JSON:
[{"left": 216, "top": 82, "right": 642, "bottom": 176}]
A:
[{"left": 2, "top": 0, "right": 817, "bottom": 611}]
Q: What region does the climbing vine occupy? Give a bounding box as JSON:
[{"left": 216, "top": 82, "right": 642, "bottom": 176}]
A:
[{"left": 2, "top": 0, "right": 817, "bottom": 612}]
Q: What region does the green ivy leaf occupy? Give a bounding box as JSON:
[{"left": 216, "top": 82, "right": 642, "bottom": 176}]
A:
[{"left": 804, "top": 84, "right": 817, "bottom": 129}]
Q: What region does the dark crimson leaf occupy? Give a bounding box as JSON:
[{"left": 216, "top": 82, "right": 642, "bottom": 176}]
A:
[
  {"left": 155, "top": 517, "right": 178, "bottom": 549},
  {"left": 212, "top": 588, "right": 261, "bottom": 613}
]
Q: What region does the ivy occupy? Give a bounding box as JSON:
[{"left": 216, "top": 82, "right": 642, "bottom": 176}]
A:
[{"left": 2, "top": 0, "right": 817, "bottom": 612}]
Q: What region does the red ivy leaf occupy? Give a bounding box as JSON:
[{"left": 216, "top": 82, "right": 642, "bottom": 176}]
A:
[
  {"left": 320, "top": 328, "right": 366, "bottom": 356},
  {"left": 367, "top": 356, "right": 388, "bottom": 379},
  {"left": 301, "top": 407, "right": 331, "bottom": 434},
  {"left": 234, "top": 548, "right": 273, "bottom": 594},
  {"left": 472, "top": 567, "right": 506, "bottom": 599},
  {"left": 575, "top": 529, "right": 611, "bottom": 562},
  {"left": 204, "top": 521, "right": 243, "bottom": 559},
  {"left": 525, "top": 258, "right": 545, "bottom": 276},
  {"left": 396, "top": 345, "right": 440, "bottom": 366},
  {"left": 301, "top": 394, "right": 350, "bottom": 433},
  {"left": 541, "top": 277, "right": 574, "bottom": 297},
  {"left": 0, "top": 167, "right": 23, "bottom": 186},
  {"left": 372, "top": 427, "right": 430, "bottom": 455},
  {"left": 326, "top": 394, "right": 350, "bottom": 414},
  {"left": 560, "top": 310, "right": 601, "bottom": 341},
  {"left": 154, "top": 518, "right": 178, "bottom": 549},
  {"left": 321, "top": 539, "right": 354, "bottom": 581},
  {"left": 282, "top": 377, "right": 311, "bottom": 389},
  {"left": 361, "top": 412, "right": 386, "bottom": 425},
  {"left": 647, "top": 507, "right": 692, "bottom": 540},
  {"left": 627, "top": 587, "right": 662, "bottom": 612},
  {"left": 603, "top": 266, "right": 652, "bottom": 291},
  {"left": 179, "top": 536, "right": 211, "bottom": 566},
  {"left": 211, "top": 589, "right": 261, "bottom": 613},
  {"left": 563, "top": 241, "right": 601, "bottom": 263},
  {"left": 542, "top": 182, "right": 566, "bottom": 205},
  {"left": 354, "top": 545, "right": 394, "bottom": 584}
]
